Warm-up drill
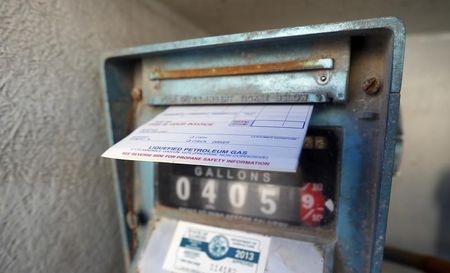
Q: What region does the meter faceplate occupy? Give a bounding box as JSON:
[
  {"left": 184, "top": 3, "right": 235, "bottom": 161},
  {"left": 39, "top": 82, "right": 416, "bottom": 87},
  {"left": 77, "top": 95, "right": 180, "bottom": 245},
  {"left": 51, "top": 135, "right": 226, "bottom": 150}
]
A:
[
  {"left": 101, "top": 17, "right": 405, "bottom": 273},
  {"left": 158, "top": 128, "right": 340, "bottom": 227}
]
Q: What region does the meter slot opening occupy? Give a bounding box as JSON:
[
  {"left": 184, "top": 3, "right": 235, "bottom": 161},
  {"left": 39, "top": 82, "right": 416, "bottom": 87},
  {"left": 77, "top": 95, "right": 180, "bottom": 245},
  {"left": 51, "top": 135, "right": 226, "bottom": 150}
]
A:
[{"left": 143, "top": 36, "right": 350, "bottom": 105}]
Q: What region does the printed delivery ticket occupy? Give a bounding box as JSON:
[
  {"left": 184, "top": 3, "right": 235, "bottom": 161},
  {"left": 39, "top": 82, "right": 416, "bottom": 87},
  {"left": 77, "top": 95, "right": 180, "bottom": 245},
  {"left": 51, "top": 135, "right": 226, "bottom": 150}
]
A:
[{"left": 102, "top": 105, "right": 313, "bottom": 172}]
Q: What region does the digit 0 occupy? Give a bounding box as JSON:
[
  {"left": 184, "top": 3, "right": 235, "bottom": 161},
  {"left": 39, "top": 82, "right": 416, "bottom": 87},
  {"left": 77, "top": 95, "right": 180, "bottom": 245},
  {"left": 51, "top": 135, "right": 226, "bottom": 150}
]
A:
[
  {"left": 175, "top": 176, "right": 190, "bottom": 201},
  {"left": 229, "top": 183, "right": 247, "bottom": 208}
]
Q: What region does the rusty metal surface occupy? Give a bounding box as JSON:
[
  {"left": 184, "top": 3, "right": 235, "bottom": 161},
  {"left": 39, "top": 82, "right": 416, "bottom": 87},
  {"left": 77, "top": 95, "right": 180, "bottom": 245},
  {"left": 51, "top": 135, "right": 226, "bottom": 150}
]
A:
[
  {"left": 384, "top": 246, "right": 450, "bottom": 273},
  {"left": 102, "top": 17, "right": 405, "bottom": 94},
  {"left": 142, "top": 37, "right": 349, "bottom": 104},
  {"left": 149, "top": 58, "right": 334, "bottom": 80},
  {"left": 123, "top": 87, "right": 143, "bottom": 257},
  {"left": 101, "top": 17, "right": 406, "bottom": 273}
]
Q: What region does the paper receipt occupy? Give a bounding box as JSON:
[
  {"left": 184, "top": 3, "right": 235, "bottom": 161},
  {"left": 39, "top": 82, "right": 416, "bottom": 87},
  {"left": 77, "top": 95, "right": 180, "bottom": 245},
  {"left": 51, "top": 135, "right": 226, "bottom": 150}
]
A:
[{"left": 102, "top": 105, "right": 313, "bottom": 172}]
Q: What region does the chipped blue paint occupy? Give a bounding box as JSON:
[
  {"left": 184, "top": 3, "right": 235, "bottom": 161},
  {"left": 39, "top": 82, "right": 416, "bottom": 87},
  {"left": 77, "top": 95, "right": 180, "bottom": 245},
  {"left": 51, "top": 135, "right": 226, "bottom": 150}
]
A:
[{"left": 101, "top": 17, "right": 405, "bottom": 273}]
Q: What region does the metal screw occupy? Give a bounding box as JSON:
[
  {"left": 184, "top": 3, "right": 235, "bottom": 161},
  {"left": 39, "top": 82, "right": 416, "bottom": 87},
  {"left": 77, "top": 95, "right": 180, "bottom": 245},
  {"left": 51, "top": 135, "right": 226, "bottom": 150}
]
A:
[
  {"left": 362, "top": 77, "right": 381, "bottom": 95},
  {"left": 316, "top": 74, "right": 328, "bottom": 85}
]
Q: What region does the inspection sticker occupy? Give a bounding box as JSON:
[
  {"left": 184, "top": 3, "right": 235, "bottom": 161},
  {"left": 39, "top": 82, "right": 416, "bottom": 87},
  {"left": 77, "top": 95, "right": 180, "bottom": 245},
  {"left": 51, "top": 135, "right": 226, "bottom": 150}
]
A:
[{"left": 163, "top": 221, "right": 271, "bottom": 273}]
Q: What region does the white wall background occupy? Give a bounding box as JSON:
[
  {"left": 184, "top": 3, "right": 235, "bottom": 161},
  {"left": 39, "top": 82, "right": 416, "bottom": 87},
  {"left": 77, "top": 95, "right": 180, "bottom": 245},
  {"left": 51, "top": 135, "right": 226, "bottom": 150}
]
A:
[
  {"left": 0, "top": 1, "right": 204, "bottom": 273},
  {"left": 386, "top": 32, "right": 450, "bottom": 258}
]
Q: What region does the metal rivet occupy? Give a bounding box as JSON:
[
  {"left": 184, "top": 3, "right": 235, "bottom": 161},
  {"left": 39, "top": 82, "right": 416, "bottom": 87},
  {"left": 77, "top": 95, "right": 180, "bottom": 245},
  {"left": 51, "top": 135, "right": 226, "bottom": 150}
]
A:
[
  {"left": 131, "top": 87, "right": 142, "bottom": 101},
  {"left": 126, "top": 212, "right": 138, "bottom": 229}
]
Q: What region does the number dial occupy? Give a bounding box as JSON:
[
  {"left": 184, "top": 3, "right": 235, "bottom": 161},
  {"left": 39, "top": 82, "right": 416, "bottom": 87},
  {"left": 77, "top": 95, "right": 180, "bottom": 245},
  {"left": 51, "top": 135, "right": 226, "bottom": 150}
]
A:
[
  {"left": 159, "top": 167, "right": 301, "bottom": 223},
  {"left": 158, "top": 128, "right": 339, "bottom": 226}
]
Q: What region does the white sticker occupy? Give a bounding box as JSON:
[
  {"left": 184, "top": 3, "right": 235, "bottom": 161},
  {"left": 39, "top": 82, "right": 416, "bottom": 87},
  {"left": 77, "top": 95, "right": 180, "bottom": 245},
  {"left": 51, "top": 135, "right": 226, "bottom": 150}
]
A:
[{"left": 163, "top": 221, "right": 271, "bottom": 273}]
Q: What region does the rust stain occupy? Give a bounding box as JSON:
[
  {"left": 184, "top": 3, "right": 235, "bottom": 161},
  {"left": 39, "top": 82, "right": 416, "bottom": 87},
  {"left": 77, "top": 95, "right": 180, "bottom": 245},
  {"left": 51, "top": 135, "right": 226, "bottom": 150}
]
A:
[
  {"left": 123, "top": 87, "right": 142, "bottom": 258},
  {"left": 150, "top": 58, "right": 333, "bottom": 80}
]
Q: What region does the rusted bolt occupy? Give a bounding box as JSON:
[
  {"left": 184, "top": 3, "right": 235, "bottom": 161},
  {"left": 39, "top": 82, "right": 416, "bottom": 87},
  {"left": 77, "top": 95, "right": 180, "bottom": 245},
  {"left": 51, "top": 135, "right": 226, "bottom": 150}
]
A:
[
  {"left": 131, "top": 87, "right": 142, "bottom": 101},
  {"left": 126, "top": 212, "right": 138, "bottom": 229},
  {"left": 362, "top": 77, "right": 381, "bottom": 95}
]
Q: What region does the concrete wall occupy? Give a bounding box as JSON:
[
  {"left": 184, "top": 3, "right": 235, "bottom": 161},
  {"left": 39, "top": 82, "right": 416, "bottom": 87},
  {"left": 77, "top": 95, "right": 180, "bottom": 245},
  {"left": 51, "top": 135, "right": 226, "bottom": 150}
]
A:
[
  {"left": 0, "top": 1, "right": 204, "bottom": 273},
  {"left": 386, "top": 32, "right": 450, "bottom": 259}
]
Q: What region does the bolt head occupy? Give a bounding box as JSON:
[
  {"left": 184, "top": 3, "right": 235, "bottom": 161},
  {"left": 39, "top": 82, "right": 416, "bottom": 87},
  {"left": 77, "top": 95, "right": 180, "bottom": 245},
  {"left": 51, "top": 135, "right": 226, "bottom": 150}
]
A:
[
  {"left": 362, "top": 77, "right": 381, "bottom": 95},
  {"left": 131, "top": 87, "right": 143, "bottom": 101}
]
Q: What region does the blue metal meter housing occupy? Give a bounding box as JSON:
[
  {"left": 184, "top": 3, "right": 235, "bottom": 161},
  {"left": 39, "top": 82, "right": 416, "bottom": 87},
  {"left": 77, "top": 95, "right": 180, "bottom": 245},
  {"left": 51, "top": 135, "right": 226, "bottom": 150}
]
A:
[{"left": 101, "top": 17, "right": 405, "bottom": 273}]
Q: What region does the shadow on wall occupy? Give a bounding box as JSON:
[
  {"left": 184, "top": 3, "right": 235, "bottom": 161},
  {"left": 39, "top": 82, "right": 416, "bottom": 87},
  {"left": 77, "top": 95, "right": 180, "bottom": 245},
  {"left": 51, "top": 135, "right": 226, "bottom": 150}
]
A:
[{"left": 436, "top": 168, "right": 450, "bottom": 260}]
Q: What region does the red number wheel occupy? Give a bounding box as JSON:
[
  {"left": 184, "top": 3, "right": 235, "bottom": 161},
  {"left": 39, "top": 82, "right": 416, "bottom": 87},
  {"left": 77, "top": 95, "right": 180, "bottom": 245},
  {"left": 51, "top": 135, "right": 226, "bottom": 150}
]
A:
[{"left": 299, "top": 182, "right": 325, "bottom": 226}]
